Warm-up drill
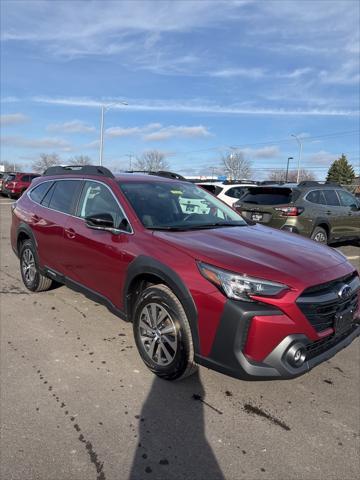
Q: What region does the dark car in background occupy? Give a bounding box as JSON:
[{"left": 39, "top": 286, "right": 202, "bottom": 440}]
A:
[
  {"left": 235, "top": 181, "right": 360, "bottom": 245},
  {"left": 0, "top": 172, "right": 13, "bottom": 195},
  {"left": 2, "top": 172, "right": 40, "bottom": 199}
]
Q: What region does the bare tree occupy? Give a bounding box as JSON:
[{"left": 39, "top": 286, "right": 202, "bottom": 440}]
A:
[
  {"left": 221, "top": 152, "right": 253, "bottom": 180},
  {"left": 32, "top": 153, "right": 61, "bottom": 174},
  {"left": 68, "top": 155, "right": 93, "bottom": 166},
  {"left": 1, "top": 160, "right": 23, "bottom": 171},
  {"left": 134, "top": 150, "right": 169, "bottom": 171},
  {"left": 267, "top": 169, "right": 316, "bottom": 182}
]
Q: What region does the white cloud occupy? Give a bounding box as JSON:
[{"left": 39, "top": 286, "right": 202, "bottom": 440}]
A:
[
  {"left": 307, "top": 150, "right": 338, "bottom": 165},
  {"left": 0, "top": 113, "right": 29, "bottom": 125},
  {"left": 211, "top": 68, "right": 265, "bottom": 79},
  {"left": 1, "top": 135, "right": 73, "bottom": 151},
  {"left": 32, "top": 96, "right": 360, "bottom": 117},
  {"left": 47, "top": 120, "right": 96, "bottom": 133},
  {"left": 105, "top": 122, "right": 211, "bottom": 141}
]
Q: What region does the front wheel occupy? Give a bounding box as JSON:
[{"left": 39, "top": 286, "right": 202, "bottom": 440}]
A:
[
  {"left": 20, "top": 240, "right": 53, "bottom": 292},
  {"left": 311, "top": 226, "right": 328, "bottom": 244},
  {"left": 133, "top": 284, "right": 197, "bottom": 381}
]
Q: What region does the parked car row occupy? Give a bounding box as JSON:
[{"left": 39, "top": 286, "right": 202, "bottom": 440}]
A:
[
  {"left": 0, "top": 172, "right": 39, "bottom": 199},
  {"left": 197, "top": 180, "right": 360, "bottom": 245}
]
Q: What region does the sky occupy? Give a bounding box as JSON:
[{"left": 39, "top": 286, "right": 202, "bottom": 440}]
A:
[{"left": 0, "top": 0, "right": 359, "bottom": 180}]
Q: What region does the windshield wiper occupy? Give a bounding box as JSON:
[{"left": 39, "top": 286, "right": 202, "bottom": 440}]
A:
[{"left": 148, "top": 222, "right": 244, "bottom": 231}]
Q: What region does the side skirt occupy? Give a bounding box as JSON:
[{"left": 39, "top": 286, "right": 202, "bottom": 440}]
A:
[{"left": 43, "top": 266, "right": 128, "bottom": 321}]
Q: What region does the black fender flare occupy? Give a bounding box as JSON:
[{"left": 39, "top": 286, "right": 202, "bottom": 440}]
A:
[
  {"left": 16, "top": 223, "right": 38, "bottom": 256},
  {"left": 124, "top": 255, "right": 200, "bottom": 354},
  {"left": 312, "top": 218, "right": 332, "bottom": 237}
]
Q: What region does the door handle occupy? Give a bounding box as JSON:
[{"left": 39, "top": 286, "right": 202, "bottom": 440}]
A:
[
  {"left": 31, "top": 214, "right": 40, "bottom": 222},
  {"left": 326, "top": 211, "right": 332, "bottom": 215},
  {"left": 65, "top": 228, "right": 76, "bottom": 239}
]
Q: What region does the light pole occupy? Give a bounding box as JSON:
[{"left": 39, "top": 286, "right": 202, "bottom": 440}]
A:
[
  {"left": 99, "top": 101, "right": 128, "bottom": 166},
  {"left": 291, "top": 134, "right": 303, "bottom": 183},
  {"left": 285, "top": 157, "right": 293, "bottom": 183},
  {"left": 125, "top": 153, "right": 134, "bottom": 170}
]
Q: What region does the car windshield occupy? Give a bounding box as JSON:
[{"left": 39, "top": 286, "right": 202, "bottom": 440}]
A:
[{"left": 119, "top": 181, "right": 247, "bottom": 230}]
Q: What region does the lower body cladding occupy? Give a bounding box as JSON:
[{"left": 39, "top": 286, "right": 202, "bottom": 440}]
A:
[{"left": 194, "top": 300, "right": 360, "bottom": 380}]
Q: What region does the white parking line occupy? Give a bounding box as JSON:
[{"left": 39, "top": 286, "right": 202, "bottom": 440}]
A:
[
  {"left": 346, "top": 256, "right": 359, "bottom": 260},
  {"left": 0, "top": 202, "right": 15, "bottom": 205}
]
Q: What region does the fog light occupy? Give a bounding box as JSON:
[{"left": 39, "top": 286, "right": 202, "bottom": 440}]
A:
[{"left": 286, "top": 343, "right": 306, "bottom": 368}]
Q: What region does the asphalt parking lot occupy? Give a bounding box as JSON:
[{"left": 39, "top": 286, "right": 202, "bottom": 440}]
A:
[{"left": 0, "top": 196, "right": 359, "bottom": 480}]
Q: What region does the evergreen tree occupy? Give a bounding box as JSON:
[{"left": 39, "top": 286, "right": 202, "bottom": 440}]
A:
[{"left": 326, "top": 154, "right": 355, "bottom": 185}]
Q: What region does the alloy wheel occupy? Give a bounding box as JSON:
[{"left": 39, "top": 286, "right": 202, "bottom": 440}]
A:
[
  {"left": 22, "top": 248, "right": 36, "bottom": 285},
  {"left": 139, "top": 303, "right": 178, "bottom": 366}
]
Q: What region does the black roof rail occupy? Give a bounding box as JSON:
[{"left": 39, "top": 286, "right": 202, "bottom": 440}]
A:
[
  {"left": 125, "top": 170, "right": 187, "bottom": 181},
  {"left": 260, "top": 180, "right": 285, "bottom": 185},
  {"left": 43, "top": 165, "right": 115, "bottom": 178},
  {"left": 324, "top": 181, "right": 343, "bottom": 187},
  {"left": 297, "top": 181, "right": 321, "bottom": 187}
]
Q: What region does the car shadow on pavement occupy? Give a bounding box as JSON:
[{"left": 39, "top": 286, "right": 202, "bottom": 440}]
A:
[{"left": 128, "top": 370, "right": 225, "bottom": 480}]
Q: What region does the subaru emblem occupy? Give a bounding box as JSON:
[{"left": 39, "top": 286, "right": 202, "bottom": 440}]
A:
[{"left": 338, "top": 284, "right": 352, "bottom": 300}]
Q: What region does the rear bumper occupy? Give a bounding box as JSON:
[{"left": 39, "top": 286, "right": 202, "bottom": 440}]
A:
[{"left": 195, "top": 299, "right": 360, "bottom": 380}]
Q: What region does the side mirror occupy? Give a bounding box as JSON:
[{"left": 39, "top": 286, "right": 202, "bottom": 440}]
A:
[
  {"left": 85, "top": 213, "right": 115, "bottom": 229},
  {"left": 350, "top": 204, "right": 360, "bottom": 211}
]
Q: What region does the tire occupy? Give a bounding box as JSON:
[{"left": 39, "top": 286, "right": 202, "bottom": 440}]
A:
[
  {"left": 133, "top": 284, "right": 197, "bottom": 381},
  {"left": 20, "top": 240, "right": 53, "bottom": 292},
  {"left": 311, "top": 226, "right": 328, "bottom": 244}
]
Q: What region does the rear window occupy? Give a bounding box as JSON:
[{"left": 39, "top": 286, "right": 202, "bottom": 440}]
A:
[
  {"left": 47, "top": 180, "right": 82, "bottom": 214},
  {"left": 5, "top": 174, "right": 16, "bottom": 182},
  {"left": 240, "top": 187, "right": 296, "bottom": 205},
  {"left": 30, "top": 182, "right": 53, "bottom": 204}
]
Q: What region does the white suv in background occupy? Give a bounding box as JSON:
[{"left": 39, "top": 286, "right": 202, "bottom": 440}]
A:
[{"left": 197, "top": 181, "right": 257, "bottom": 207}]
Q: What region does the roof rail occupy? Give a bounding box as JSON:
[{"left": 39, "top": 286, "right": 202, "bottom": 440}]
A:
[
  {"left": 324, "top": 181, "right": 343, "bottom": 187},
  {"left": 297, "top": 181, "right": 321, "bottom": 187},
  {"left": 43, "top": 165, "right": 115, "bottom": 178},
  {"left": 222, "top": 180, "right": 257, "bottom": 185},
  {"left": 125, "top": 170, "right": 187, "bottom": 181}
]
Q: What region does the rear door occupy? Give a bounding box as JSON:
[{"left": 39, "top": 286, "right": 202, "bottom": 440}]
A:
[
  {"left": 236, "top": 187, "right": 295, "bottom": 227},
  {"left": 30, "top": 179, "right": 82, "bottom": 272},
  {"left": 336, "top": 189, "right": 360, "bottom": 238}
]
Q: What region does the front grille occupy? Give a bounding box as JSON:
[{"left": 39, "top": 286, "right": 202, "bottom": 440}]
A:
[
  {"left": 305, "top": 325, "right": 358, "bottom": 360},
  {"left": 297, "top": 272, "right": 360, "bottom": 333}
]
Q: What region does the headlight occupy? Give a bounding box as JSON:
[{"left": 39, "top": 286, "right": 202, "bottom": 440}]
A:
[{"left": 198, "top": 262, "right": 289, "bottom": 301}]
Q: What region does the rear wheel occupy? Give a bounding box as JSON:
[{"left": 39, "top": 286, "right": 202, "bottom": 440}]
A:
[
  {"left": 311, "top": 226, "right": 328, "bottom": 244},
  {"left": 20, "top": 240, "right": 53, "bottom": 292},
  {"left": 133, "top": 284, "right": 197, "bottom": 381}
]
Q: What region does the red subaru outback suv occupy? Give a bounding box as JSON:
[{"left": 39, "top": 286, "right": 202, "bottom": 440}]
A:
[
  {"left": 3, "top": 172, "right": 40, "bottom": 199},
  {"left": 11, "top": 166, "right": 360, "bottom": 381}
]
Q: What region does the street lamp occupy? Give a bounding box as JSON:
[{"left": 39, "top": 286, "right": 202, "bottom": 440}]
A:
[
  {"left": 286, "top": 157, "right": 293, "bottom": 183},
  {"left": 291, "top": 134, "right": 303, "bottom": 184},
  {"left": 99, "top": 101, "right": 128, "bottom": 166}
]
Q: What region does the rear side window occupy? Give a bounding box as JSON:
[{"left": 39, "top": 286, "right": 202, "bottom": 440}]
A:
[
  {"left": 21, "top": 175, "right": 30, "bottom": 182},
  {"left": 47, "top": 180, "right": 82, "bottom": 214},
  {"left": 5, "top": 174, "right": 16, "bottom": 182},
  {"left": 323, "top": 190, "right": 340, "bottom": 206},
  {"left": 29, "top": 182, "right": 53, "bottom": 204},
  {"left": 226, "top": 187, "right": 248, "bottom": 199},
  {"left": 199, "top": 185, "right": 223, "bottom": 196},
  {"left": 306, "top": 190, "right": 326, "bottom": 204},
  {"left": 241, "top": 188, "right": 294, "bottom": 205}
]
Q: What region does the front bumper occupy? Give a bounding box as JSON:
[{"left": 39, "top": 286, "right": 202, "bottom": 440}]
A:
[{"left": 195, "top": 299, "right": 360, "bottom": 380}]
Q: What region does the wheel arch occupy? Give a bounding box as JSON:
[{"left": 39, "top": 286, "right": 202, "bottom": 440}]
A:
[
  {"left": 124, "top": 255, "right": 200, "bottom": 354},
  {"left": 16, "top": 223, "right": 38, "bottom": 257},
  {"left": 312, "top": 219, "right": 331, "bottom": 237}
]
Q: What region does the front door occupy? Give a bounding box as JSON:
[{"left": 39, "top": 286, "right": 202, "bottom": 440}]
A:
[{"left": 61, "top": 180, "right": 132, "bottom": 311}]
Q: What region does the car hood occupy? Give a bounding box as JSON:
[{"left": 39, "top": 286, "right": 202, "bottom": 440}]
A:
[{"left": 153, "top": 224, "right": 351, "bottom": 290}]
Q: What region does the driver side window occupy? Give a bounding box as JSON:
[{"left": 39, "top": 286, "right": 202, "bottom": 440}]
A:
[{"left": 78, "top": 181, "right": 127, "bottom": 229}]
